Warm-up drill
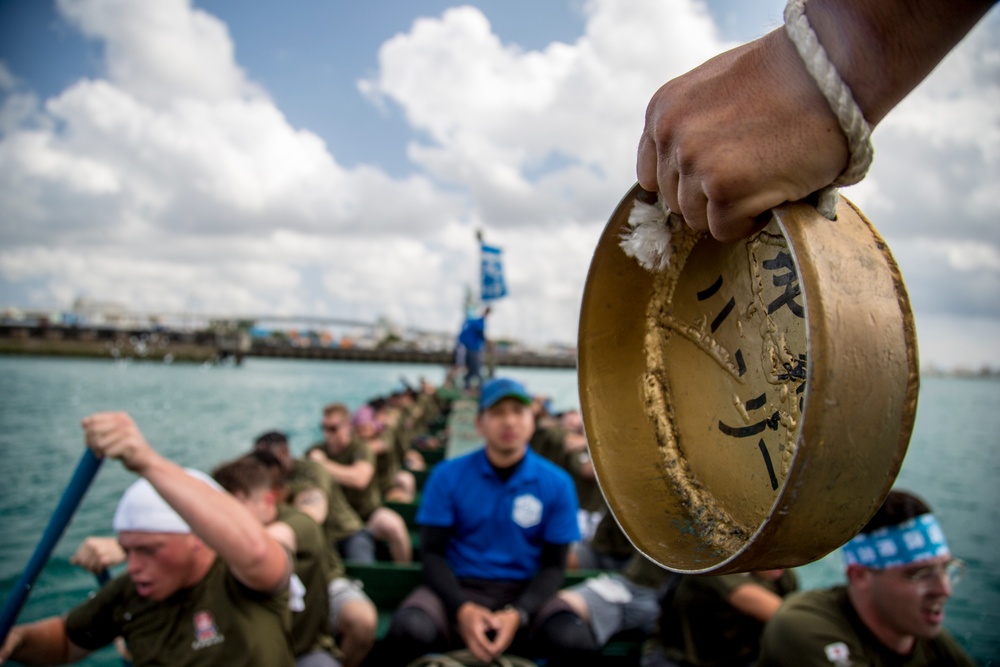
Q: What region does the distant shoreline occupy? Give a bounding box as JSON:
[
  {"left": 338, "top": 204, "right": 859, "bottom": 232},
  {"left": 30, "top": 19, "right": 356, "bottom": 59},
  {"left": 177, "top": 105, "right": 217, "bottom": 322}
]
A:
[
  {"left": 3, "top": 323, "right": 995, "bottom": 377},
  {"left": 0, "top": 323, "right": 576, "bottom": 369}
]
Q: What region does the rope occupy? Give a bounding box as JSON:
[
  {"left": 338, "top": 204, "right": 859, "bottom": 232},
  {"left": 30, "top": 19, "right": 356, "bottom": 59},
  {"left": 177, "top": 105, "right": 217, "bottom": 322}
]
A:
[
  {"left": 783, "top": 0, "right": 873, "bottom": 219},
  {"left": 405, "top": 650, "right": 538, "bottom": 667}
]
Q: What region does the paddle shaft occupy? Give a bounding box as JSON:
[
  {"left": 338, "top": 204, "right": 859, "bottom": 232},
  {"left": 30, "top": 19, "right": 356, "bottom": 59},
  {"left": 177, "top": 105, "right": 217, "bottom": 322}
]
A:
[{"left": 0, "top": 449, "right": 103, "bottom": 644}]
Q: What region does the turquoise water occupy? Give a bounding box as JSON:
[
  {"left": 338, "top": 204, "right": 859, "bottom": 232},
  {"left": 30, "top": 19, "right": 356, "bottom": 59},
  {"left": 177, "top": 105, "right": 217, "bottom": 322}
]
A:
[{"left": 0, "top": 356, "right": 997, "bottom": 664}]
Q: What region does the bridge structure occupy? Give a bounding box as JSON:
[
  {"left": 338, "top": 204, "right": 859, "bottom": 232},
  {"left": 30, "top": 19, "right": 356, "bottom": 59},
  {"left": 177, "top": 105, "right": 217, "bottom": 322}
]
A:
[{"left": 0, "top": 314, "right": 576, "bottom": 369}]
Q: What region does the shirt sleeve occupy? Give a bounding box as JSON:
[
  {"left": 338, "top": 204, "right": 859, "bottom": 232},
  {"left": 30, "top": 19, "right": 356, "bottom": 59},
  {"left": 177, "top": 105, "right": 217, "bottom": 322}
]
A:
[
  {"left": 542, "top": 468, "right": 581, "bottom": 545},
  {"left": 420, "top": 524, "right": 468, "bottom": 617},
  {"left": 63, "top": 575, "right": 128, "bottom": 651},
  {"left": 415, "top": 464, "right": 455, "bottom": 528},
  {"left": 758, "top": 593, "right": 867, "bottom": 667}
]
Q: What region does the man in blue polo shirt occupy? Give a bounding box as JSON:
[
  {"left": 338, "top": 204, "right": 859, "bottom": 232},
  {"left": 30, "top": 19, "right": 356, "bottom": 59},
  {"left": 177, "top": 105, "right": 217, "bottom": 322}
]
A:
[
  {"left": 456, "top": 306, "right": 490, "bottom": 390},
  {"left": 383, "top": 377, "right": 594, "bottom": 665}
]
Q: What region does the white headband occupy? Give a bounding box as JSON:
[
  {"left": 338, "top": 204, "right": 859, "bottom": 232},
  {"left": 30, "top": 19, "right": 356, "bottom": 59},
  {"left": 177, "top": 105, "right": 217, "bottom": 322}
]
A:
[{"left": 113, "top": 468, "right": 222, "bottom": 534}]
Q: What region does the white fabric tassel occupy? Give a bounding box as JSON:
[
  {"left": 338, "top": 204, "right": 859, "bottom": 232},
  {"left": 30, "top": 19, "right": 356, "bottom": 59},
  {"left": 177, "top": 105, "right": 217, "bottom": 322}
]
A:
[{"left": 619, "top": 198, "right": 684, "bottom": 272}]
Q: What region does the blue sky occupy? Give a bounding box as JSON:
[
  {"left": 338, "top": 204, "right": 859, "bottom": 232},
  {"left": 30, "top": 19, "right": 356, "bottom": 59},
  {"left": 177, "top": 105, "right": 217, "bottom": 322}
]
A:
[{"left": 0, "top": 0, "right": 997, "bottom": 369}]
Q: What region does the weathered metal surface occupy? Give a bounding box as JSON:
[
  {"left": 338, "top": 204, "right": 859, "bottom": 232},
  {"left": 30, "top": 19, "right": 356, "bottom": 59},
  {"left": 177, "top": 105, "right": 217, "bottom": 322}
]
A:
[{"left": 578, "top": 184, "right": 918, "bottom": 574}]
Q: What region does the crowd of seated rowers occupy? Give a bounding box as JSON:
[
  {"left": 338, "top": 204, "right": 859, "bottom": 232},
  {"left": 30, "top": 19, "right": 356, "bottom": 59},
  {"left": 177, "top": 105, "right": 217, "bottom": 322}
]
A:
[
  {"left": 5, "top": 374, "right": 969, "bottom": 667},
  {"left": 47, "top": 382, "right": 792, "bottom": 667}
]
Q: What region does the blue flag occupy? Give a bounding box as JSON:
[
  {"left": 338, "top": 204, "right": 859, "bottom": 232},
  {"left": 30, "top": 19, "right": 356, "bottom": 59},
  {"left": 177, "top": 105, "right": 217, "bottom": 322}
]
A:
[{"left": 481, "top": 243, "right": 507, "bottom": 301}]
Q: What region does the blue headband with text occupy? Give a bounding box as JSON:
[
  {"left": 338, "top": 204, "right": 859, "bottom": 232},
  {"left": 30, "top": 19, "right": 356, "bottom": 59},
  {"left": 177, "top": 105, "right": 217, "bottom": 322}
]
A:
[{"left": 841, "top": 513, "right": 950, "bottom": 570}]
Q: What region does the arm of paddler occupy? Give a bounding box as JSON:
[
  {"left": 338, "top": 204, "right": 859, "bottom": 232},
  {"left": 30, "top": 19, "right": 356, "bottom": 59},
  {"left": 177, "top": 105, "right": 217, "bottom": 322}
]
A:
[
  {"left": 69, "top": 537, "right": 126, "bottom": 575},
  {"left": 81, "top": 411, "right": 292, "bottom": 593},
  {"left": 636, "top": 0, "right": 996, "bottom": 242},
  {"left": 727, "top": 580, "right": 786, "bottom": 623},
  {"left": 0, "top": 616, "right": 90, "bottom": 665}
]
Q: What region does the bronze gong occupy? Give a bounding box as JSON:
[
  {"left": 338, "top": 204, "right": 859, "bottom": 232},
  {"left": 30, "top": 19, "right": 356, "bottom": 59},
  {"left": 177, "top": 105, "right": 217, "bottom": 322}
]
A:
[{"left": 578, "top": 184, "right": 918, "bottom": 574}]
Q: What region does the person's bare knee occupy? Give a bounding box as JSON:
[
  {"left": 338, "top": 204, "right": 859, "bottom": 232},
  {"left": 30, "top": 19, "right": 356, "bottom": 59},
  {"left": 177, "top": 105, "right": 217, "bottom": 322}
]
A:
[
  {"left": 557, "top": 590, "right": 591, "bottom": 623},
  {"left": 337, "top": 598, "right": 377, "bottom": 639},
  {"left": 336, "top": 599, "right": 376, "bottom": 667},
  {"left": 368, "top": 508, "right": 412, "bottom": 562},
  {"left": 396, "top": 470, "right": 416, "bottom": 495}
]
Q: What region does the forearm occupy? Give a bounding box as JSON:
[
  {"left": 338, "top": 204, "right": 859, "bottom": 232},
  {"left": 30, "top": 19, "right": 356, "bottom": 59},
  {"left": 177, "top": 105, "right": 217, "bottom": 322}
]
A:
[
  {"left": 420, "top": 526, "right": 468, "bottom": 617},
  {"left": 514, "top": 543, "right": 569, "bottom": 615},
  {"left": 802, "top": 0, "right": 995, "bottom": 125},
  {"left": 728, "top": 584, "right": 784, "bottom": 622},
  {"left": 1, "top": 617, "right": 87, "bottom": 665},
  {"left": 320, "top": 460, "right": 374, "bottom": 490}
]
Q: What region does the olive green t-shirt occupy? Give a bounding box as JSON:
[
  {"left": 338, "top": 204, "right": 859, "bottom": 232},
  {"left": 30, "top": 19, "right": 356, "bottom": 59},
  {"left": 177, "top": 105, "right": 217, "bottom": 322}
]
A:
[
  {"left": 530, "top": 424, "right": 568, "bottom": 465},
  {"left": 64, "top": 557, "right": 294, "bottom": 667},
  {"left": 624, "top": 553, "right": 673, "bottom": 590},
  {"left": 758, "top": 586, "right": 975, "bottom": 667},
  {"left": 368, "top": 431, "right": 401, "bottom": 497},
  {"left": 658, "top": 570, "right": 799, "bottom": 666},
  {"left": 530, "top": 425, "right": 603, "bottom": 513},
  {"left": 287, "top": 457, "right": 364, "bottom": 543},
  {"left": 589, "top": 509, "right": 637, "bottom": 560},
  {"left": 277, "top": 504, "right": 339, "bottom": 656},
  {"left": 415, "top": 391, "right": 443, "bottom": 433},
  {"left": 308, "top": 438, "right": 380, "bottom": 520}
]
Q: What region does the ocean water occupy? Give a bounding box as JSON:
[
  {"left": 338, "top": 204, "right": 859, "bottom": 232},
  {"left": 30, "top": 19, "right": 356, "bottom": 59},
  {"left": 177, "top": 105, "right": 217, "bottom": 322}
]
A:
[{"left": 0, "top": 355, "right": 997, "bottom": 664}]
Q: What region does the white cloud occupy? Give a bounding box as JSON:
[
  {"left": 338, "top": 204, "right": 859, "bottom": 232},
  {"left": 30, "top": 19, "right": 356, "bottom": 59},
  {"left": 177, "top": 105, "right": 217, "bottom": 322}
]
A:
[
  {"left": 359, "top": 0, "right": 731, "bottom": 229},
  {"left": 56, "top": 0, "right": 259, "bottom": 105},
  {"left": 0, "top": 0, "right": 997, "bottom": 366},
  {"left": 0, "top": 0, "right": 466, "bottom": 332}
]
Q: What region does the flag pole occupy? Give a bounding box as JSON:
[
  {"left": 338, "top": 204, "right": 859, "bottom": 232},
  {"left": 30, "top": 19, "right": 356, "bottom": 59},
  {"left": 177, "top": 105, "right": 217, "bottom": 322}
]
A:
[{"left": 476, "top": 229, "right": 482, "bottom": 306}]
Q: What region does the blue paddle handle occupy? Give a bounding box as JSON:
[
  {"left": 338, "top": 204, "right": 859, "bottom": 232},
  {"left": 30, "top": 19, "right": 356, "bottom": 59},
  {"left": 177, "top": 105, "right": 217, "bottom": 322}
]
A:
[
  {"left": 0, "top": 449, "right": 104, "bottom": 644},
  {"left": 95, "top": 569, "right": 112, "bottom": 586}
]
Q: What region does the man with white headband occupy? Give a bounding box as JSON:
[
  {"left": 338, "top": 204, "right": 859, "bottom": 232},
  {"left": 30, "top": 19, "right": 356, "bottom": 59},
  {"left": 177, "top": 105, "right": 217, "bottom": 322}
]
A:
[
  {"left": 759, "top": 489, "right": 974, "bottom": 666},
  {"left": 0, "top": 411, "right": 295, "bottom": 666}
]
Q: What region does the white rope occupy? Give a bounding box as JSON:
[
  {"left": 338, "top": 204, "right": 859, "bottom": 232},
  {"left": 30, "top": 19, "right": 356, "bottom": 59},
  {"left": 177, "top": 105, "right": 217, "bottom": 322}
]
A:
[{"left": 783, "top": 0, "right": 873, "bottom": 219}]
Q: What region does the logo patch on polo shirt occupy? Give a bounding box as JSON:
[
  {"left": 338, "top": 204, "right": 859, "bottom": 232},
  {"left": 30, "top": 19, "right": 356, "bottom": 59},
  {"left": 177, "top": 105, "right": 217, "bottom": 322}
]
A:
[
  {"left": 512, "top": 493, "right": 542, "bottom": 528},
  {"left": 192, "top": 610, "right": 225, "bottom": 650},
  {"left": 823, "top": 641, "right": 850, "bottom": 665}
]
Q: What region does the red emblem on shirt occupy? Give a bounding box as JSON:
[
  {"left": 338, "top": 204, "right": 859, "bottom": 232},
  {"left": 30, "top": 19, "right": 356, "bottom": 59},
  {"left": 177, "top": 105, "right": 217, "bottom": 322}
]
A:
[{"left": 191, "top": 610, "right": 225, "bottom": 649}]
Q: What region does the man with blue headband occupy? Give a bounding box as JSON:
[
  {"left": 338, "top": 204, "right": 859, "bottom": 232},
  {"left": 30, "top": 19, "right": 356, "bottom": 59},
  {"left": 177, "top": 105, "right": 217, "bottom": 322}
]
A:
[{"left": 759, "top": 489, "right": 973, "bottom": 666}]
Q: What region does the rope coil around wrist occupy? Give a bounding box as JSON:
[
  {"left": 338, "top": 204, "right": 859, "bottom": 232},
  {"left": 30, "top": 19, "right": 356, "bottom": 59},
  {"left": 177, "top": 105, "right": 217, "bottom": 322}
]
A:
[
  {"left": 783, "top": 0, "right": 873, "bottom": 219},
  {"left": 405, "top": 650, "right": 537, "bottom": 667}
]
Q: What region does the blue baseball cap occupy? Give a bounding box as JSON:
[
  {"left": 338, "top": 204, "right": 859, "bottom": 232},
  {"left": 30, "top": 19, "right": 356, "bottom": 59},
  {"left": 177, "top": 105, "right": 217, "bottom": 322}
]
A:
[{"left": 479, "top": 377, "right": 532, "bottom": 412}]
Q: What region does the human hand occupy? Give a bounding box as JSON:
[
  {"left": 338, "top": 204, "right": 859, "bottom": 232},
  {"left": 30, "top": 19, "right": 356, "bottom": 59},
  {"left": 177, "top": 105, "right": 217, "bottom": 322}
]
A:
[
  {"left": 490, "top": 606, "right": 521, "bottom": 654},
  {"left": 307, "top": 449, "right": 328, "bottom": 464},
  {"left": 81, "top": 412, "right": 158, "bottom": 473},
  {"left": 404, "top": 449, "right": 426, "bottom": 471},
  {"left": 0, "top": 626, "right": 23, "bottom": 664},
  {"left": 636, "top": 28, "right": 848, "bottom": 242},
  {"left": 367, "top": 437, "right": 387, "bottom": 455},
  {"left": 456, "top": 602, "right": 505, "bottom": 663},
  {"left": 70, "top": 536, "right": 126, "bottom": 574}
]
